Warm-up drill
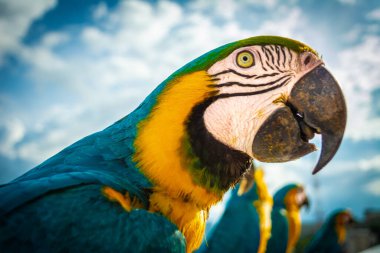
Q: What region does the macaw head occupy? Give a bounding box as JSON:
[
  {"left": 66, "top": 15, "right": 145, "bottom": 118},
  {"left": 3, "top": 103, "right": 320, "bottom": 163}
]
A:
[
  {"left": 135, "top": 35, "right": 346, "bottom": 199},
  {"left": 327, "top": 209, "right": 354, "bottom": 244},
  {"left": 188, "top": 36, "right": 345, "bottom": 171},
  {"left": 273, "top": 183, "right": 309, "bottom": 210},
  {"left": 334, "top": 209, "right": 354, "bottom": 226}
]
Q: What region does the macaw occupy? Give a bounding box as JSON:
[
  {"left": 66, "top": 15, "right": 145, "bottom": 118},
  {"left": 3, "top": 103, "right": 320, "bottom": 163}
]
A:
[
  {"left": 305, "top": 209, "right": 354, "bottom": 253},
  {"left": 0, "top": 36, "right": 346, "bottom": 253},
  {"left": 196, "top": 166, "right": 273, "bottom": 253},
  {"left": 266, "top": 183, "right": 310, "bottom": 253}
]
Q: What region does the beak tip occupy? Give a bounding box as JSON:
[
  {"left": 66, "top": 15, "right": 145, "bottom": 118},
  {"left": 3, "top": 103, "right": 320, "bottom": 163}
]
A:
[{"left": 312, "top": 158, "right": 328, "bottom": 175}]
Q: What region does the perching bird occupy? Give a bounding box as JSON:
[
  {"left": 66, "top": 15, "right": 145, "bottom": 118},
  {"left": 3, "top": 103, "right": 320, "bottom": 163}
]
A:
[
  {"left": 266, "top": 184, "right": 310, "bottom": 253},
  {"left": 0, "top": 36, "right": 346, "bottom": 253},
  {"left": 196, "top": 166, "right": 273, "bottom": 253},
  {"left": 305, "top": 209, "right": 353, "bottom": 253}
]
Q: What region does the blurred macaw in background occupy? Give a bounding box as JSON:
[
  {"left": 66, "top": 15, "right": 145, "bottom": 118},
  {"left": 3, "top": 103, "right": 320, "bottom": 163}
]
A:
[
  {"left": 305, "top": 209, "right": 354, "bottom": 253},
  {"left": 0, "top": 36, "right": 346, "bottom": 252},
  {"left": 197, "top": 166, "right": 273, "bottom": 253},
  {"left": 266, "top": 184, "right": 310, "bottom": 253}
]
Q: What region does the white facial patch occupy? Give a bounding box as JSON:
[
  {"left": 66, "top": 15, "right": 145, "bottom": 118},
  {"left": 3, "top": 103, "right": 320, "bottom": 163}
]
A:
[{"left": 204, "top": 45, "right": 322, "bottom": 156}]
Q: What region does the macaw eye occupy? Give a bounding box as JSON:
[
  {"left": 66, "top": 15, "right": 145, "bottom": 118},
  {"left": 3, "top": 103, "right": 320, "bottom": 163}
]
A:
[{"left": 236, "top": 51, "right": 255, "bottom": 68}]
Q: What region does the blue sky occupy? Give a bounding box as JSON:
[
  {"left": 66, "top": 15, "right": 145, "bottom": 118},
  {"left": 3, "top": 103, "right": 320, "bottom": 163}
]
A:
[{"left": 0, "top": 0, "right": 379, "bottom": 223}]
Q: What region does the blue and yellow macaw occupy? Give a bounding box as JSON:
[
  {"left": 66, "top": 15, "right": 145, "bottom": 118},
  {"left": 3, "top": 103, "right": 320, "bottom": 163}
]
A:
[
  {"left": 197, "top": 167, "right": 273, "bottom": 253},
  {"left": 266, "top": 184, "right": 310, "bottom": 253},
  {"left": 305, "top": 209, "right": 353, "bottom": 253},
  {"left": 0, "top": 36, "right": 346, "bottom": 252}
]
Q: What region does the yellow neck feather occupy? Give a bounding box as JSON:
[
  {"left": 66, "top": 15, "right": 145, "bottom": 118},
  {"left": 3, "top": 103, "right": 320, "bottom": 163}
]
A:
[
  {"left": 149, "top": 190, "right": 209, "bottom": 253},
  {"left": 285, "top": 204, "right": 302, "bottom": 253},
  {"left": 253, "top": 169, "right": 273, "bottom": 253},
  {"left": 133, "top": 71, "right": 220, "bottom": 252},
  {"left": 335, "top": 221, "right": 347, "bottom": 244}
]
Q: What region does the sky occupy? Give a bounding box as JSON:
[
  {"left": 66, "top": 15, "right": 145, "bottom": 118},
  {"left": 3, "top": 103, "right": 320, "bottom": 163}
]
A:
[{"left": 0, "top": 0, "right": 379, "bottom": 223}]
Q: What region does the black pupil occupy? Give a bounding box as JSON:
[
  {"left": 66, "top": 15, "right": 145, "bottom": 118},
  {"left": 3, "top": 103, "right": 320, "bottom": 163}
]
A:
[
  {"left": 304, "top": 55, "right": 311, "bottom": 65},
  {"left": 243, "top": 56, "right": 248, "bottom": 61}
]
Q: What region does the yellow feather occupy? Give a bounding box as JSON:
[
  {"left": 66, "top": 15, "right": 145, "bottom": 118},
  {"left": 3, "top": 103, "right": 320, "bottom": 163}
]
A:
[
  {"left": 335, "top": 215, "right": 347, "bottom": 244},
  {"left": 284, "top": 189, "right": 302, "bottom": 253},
  {"left": 133, "top": 71, "right": 220, "bottom": 252},
  {"left": 252, "top": 168, "right": 273, "bottom": 253},
  {"left": 103, "top": 187, "right": 131, "bottom": 212},
  {"left": 149, "top": 191, "right": 208, "bottom": 253}
]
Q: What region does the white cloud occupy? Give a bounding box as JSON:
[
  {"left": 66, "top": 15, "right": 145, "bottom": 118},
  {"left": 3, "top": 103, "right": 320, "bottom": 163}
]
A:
[
  {"left": 333, "top": 35, "right": 380, "bottom": 140},
  {"left": 358, "top": 155, "right": 380, "bottom": 171},
  {"left": 254, "top": 7, "right": 306, "bottom": 39},
  {"left": 365, "top": 179, "right": 380, "bottom": 196},
  {"left": 337, "top": 0, "right": 356, "bottom": 5},
  {"left": 92, "top": 2, "right": 108, "bottom": 20},
  {"left": 0, "top": 115, "right": 25, "bottom": 159},
  {"left": 367, "top": 8, "right": 380, "bottom": 21},
  {"left": 0, "top": 0, "right": 57, "bottom": 64}
]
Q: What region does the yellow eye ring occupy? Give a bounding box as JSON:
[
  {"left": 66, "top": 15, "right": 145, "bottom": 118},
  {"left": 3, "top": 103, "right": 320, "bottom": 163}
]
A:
[{"left": 236, "top": 51, "right": 255, "bottom": 68}]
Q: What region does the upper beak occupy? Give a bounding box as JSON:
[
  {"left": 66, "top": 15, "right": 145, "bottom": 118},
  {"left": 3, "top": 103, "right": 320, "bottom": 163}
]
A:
[
  {"left": 288, "top": 66, "right": 347, "bottom": 174},
  {"left": 252, "top": 65, "right": 346, "bottom": 174}
]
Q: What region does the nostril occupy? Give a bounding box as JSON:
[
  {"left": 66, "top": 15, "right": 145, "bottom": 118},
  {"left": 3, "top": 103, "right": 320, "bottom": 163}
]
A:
[{"left": 304, "top": 55, "right": 311, "bottom": 66}]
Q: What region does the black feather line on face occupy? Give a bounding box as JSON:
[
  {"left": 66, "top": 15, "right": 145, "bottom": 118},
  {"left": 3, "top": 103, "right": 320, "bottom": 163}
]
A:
[
  {"left": 214, "top": 76, "right": 292, "bottom": 99},
  {"left": 185, "top": 96, "right": 252, "bottom": 192},
  {"left": 209, "top": 75, "right": 291, "bottom": 88},
  {"left": 211, "top": 69, "right": 258, "bottom": 79},
  {"left": 211, "top": 69, "right": 283, "bottom": 80}
]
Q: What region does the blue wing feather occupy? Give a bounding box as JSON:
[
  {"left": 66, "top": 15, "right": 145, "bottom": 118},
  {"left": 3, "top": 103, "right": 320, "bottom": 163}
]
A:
[{"left": 1, "top": 185, "right": 186, "bottom": 253}]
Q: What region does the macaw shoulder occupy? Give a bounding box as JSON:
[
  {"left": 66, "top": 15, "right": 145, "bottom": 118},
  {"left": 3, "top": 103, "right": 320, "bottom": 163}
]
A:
[{"left": 1, "top": 184, "right": 186, "bottom": 253}]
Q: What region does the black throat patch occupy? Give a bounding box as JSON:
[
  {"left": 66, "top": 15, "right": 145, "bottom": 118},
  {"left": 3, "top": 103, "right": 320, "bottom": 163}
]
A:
[{"left": 185, "top": 96, "right": 252, "bottom": 193}]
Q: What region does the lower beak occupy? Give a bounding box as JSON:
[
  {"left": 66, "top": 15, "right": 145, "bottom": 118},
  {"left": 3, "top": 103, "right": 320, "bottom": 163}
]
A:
[{"left": 252, "top": 66, "right": 346, "bottom": 174}]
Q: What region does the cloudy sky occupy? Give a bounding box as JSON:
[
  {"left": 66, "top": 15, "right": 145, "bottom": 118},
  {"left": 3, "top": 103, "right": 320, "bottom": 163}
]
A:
[{"left": 0, "top": 0, "right": 379, "bottom": 223}]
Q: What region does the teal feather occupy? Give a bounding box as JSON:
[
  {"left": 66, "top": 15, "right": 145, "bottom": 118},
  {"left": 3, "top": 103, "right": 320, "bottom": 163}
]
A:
[
  {"left": 266, "top": 206, "right": 289, "bottom": 253},
  {"left": 305, "top": 209, "right": 349, "bottom": 253},
  {"left": 1, "top": 185, "right": 185, "bottom": 253},
  {"left": 266, "top": 184, "right": 300, "bottom": 253},
  {"left": 196, "top": 184, "right": 261, "bottom": 253}
]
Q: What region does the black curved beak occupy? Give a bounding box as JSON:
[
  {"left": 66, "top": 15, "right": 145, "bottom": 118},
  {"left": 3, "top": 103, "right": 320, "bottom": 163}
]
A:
[
  {"left": 252, "top": 65, "right": 346, "bottom": 174},
  {"left": 288, "top": 66, "right": 347, "bottom": 174}
]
